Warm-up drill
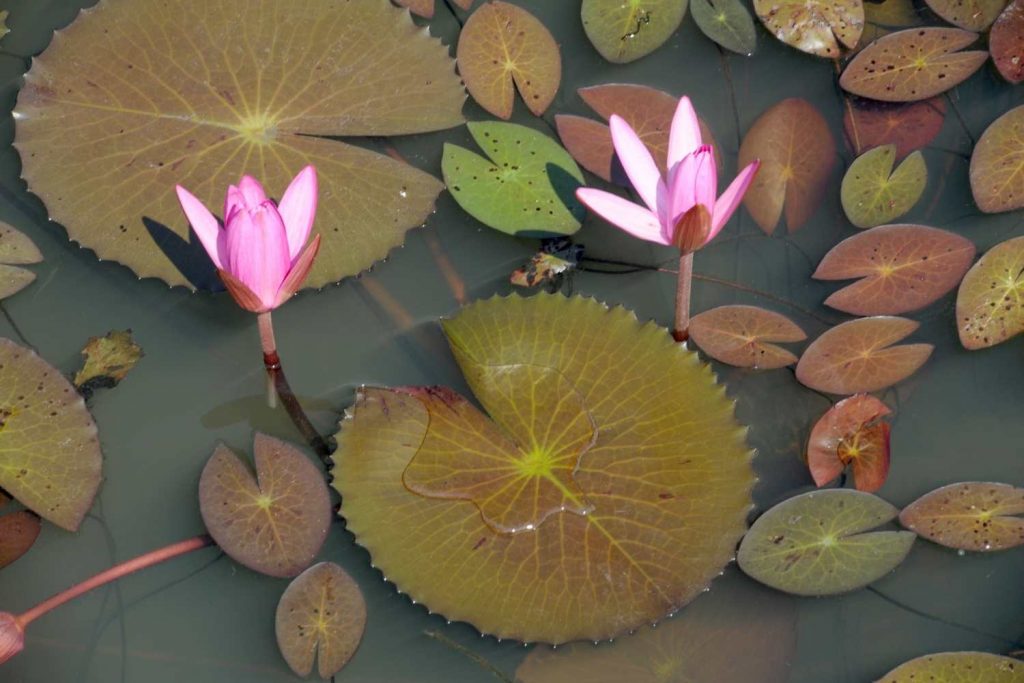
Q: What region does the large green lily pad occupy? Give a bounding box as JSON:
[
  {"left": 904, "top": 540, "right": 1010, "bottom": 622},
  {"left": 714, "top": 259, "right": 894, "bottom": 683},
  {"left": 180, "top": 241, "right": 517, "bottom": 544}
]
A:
[
  {"left": 754, "top": 0, "right": 864, "bottom": 58},
  {"left": 737, "top": 489, "right": 915, "bottom": 596},
  {"left": 956, "top": 236, "right": 1024, "bottom": 350},
  {"left": 443, "top": 122, "right": 585, "bottom": 237},
  {"left": 0, "top": 338, "right": 102, "bottom": 531},
  {"left": 581, "top": 0, "right": 689, "bottom": 64},
  {"left": 840, "top": 146, "right": 926, "bottom": 228},
  {"left": 924, "top": 0, "right": 1008, "bottom": 31},
  {"left": 334, "top": 294, "right": 755, "bottom": 643},
  {"left": 14, "top": 0, "right": 465, "bottom": 289},
  {"left": 878, "top": 651, "right": 1024, "bottom": 682},
  {"left": 900, "top": 482, "right": 1024, "bottom": 552},
  {"left": 970, "top": 105, "right": 1024, "bottom": 213}
]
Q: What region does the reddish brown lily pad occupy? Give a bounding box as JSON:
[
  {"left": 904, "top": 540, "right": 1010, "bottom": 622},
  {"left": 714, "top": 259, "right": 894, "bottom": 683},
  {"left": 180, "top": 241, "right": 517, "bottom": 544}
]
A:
[
  {"left": 754, "top": 0, "right": 864, "bottom": 58},
  {"left": 924, "top": 0, "right": 1008, "bottom": 31},
  {"left": 457, "top": 2, "right": 560, "bottom": 119},
  {"left": 991, "top": 1, "right": 1024, "bottom": 84},
  {"left": 199, "top": 433, "right": 331, "bottom": 578},
  {"left": 688, "top": 305, "right": 806, "bottom": 369},
  {"left": 795, "top": 317, "right": 933, "bottom": 394},
  {"left": 956, "top": 236, "right": 1024, "bottom": 350},
  {"left": 0, "top": 509, "right": 41, "bottom": 569},
  {"left": 807, "top": 394, "right": 892, "bottom": 492},
  {"left": 970, "top": 105, "right": 1024, "bottom": 213},
  {"left": 814, "top": 224, "right": 976, "bottom": 316},
  {"left": 840, "top": 28, "right": 988, "bottom": 102},
  {"left": 738, "top": 98, "right": 836, "bottom": 235},
  {"left": 843, "top": 97, "right": 946, "bottom": 159},
  {"left": 900, "top": 483, "right": 1024, "bottom": 552}
]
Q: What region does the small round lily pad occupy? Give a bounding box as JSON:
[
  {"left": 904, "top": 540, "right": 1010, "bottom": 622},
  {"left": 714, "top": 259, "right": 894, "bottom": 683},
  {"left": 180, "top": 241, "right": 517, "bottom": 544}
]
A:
[{"left": 840, "top": 146, "right": 926, "bottom": 228}]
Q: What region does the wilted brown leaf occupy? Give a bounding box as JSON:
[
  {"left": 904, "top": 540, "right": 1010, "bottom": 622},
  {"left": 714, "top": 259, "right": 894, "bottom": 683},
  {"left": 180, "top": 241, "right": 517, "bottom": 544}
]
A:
[
  {"left": 843, "top": 97, "right": 946, "bottom": 159},
  {"left": 807, "top": 394, "right": 892, "bottom": 492},
  {"left": 753, "top": 0, "right": 864, "bottom": 57}
]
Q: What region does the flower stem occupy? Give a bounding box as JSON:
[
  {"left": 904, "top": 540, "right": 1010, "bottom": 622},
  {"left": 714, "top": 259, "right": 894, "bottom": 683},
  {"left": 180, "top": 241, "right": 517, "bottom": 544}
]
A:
[
  {"left": 673, "top": 251, "right": 694, "bottom": 343},
  {"left": 256, "top": 312, "right": 332, "bottom": 463},
  {"left": 18, "top": 534, "right": 213, "bottom": 627}
]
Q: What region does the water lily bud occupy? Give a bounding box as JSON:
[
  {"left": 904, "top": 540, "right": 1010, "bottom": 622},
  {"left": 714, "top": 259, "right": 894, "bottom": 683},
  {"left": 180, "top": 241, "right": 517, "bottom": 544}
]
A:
[
  {"left": 672, "top": 204, "right": 712, "bottom": 254},
  {"left": 0, "top": 612, "right": 24, "bottom": 664}
]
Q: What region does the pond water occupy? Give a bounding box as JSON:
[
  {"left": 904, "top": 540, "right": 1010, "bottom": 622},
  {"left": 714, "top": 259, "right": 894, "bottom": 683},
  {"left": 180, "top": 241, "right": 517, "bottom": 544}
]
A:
[{"left": 0, "top": 0, "right": 1023, "bottom": 681}]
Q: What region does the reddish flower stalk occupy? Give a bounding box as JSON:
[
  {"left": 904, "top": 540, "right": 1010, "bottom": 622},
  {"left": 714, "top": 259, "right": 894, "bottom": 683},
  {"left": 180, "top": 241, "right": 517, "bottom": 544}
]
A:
[{"left": 674, "top": 252, "right": 694, "bottom": 342}]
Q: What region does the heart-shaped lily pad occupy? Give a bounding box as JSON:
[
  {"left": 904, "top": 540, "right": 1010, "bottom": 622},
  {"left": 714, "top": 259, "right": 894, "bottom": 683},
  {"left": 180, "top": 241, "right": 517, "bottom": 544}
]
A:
[
  {"left": 0, "top": 222, "right": 43, "bottom": 301},
  {"left": 814, "top": 224, "right": 976, "bottom": 316},
  {"left": 796, "top": 316, "right": 933, "bottom": 394},
  {"left": 991, "top": 1, "right": 1024, "bottom": 84},
  {"left": 843, "top": 98, "right": 946, "bottom": 159},
  {"left": 14, "top": 0, "right": 465, "bottom": 289},
  {"left": 688, "top": 305, "right": 806, "bottom": 369},
  {"left": 956, "top": 236, "right": 1024, "bottom": 350},
  {"left": 443, "top": 122, "right": 585, "bottom": 237},
  {"left": 737, "top": 489, "right": 915, "bottom": 596},
  {"left": 840, "top": 146, "right": 926, "bottom": 228},
  {"left": 457, "top": 2, "right": 560, "bottom": 119},
  {"left": 0, "top": 507, "right": 41, "bottom": 569},
  {"left": 0, "top": 338, "right": 102, "bottom": 531},
  {"left": 878, "top": 651, "right": 1024, "bottom": 682},
  {"left": 275, "top": 562, "right": 367, "bottom": 679},
  {"left": 840, "top": 28, "right": 988, "bottom": 102},
  {"left": 924, "top": 0, "right": 1008, "bottom": 31},
  {"left": 807, "top": 394, "right": 892, "bottom": 492},
  {"left": 199, "top": 433, "right": 331, "bottom": 578},
  {"left": 334, "top": 293, "right": 755, "bottom": 643},
  {"left": 691, "top": 0, "right": 757, "bottom": 55},
  {"left": 970, "top": 105, "right": 1024, "bottom": 213},
  {"left": 900, "top": 482, "right": 1024, "bottom": 552},
  {"left": 581, "top": 0, "right": 689, "bottom": 64},
  {"left": 754, "top": 0, "right": 864, "bottom": 57},
  {"left": 738, "top": 98, "right": 836, "bottom": 235}
]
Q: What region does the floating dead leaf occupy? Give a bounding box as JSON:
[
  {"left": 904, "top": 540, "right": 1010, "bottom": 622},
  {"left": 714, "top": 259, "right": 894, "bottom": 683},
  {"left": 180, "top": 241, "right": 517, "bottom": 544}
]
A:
[
  {"left": 334, "top": 293, "right": 755, "bottom": 643},
  {"left": 0, "top": 222, "right": 43, "bottom": 301},
  {"left": 970, "top": 105, "right": 1024, "bottom": 213},
  {"left": 510, "top": 252, "right": 578, "bottom": 288},
  {"left": 754, "top": 0, "right": 864, "bottom": 57},
  {"left": 692, "top": 0, "right": 757, "bottom": 55},
  {"left": 795, "top": 316, "right": 933, "bottom": 394},
  {"left": 840, "top": 27, "right": 988, "bottom": 102},
  {"left": 814, "top": 224, "right": 975, "bottom": 315},
  {"left": 199, "top": 433, "right": 331, "bottom": 578},
  {"left": 956, "top": 236, "right": 1024, "bottom": 350},
  {"left": 555, "top": 84, "right": 719, "bottom": 183},
  {"left": 991, "top": 1, "right": 1024, "bottom": 84},
  {"left": 688, "top": 305, "right": 806, "bottom": 370},
  {"left": 73, "top": 330, "right": 144, "bottom": 398},
  {"left": 924, "top": 0, "right": 1008, "bottom": 30},
  {"left": 275, "top": 562, "right": 367, "bottom": 679},
  {"left": 840, "top": 146, "right": 927, "bottom": 228},
  {"left": 457, "top": 2, "right": 560, "bottom": 119},
  {"left": 0, "top": 510, "right": 41, "bottom": 569},
  {"left": 394, "top": 0, "right": 434, "bottom": 18},
  {"left": 843, "top": 97, "right": 946, "bottom": 159},
  {"left": 807, "top": 394, "right": 892, "bottom": 492},
  {"left": 900, "top": 482, "right": 1024, "bottom": 552},
  {"left": 738, "top": 98, "right": 836, "bottom": 235},
  {"left": 879, "top": 651, "right": 1024, "bottom": 681},
  {"left": 581, "top": 0, "right": 689, "bottom": 64},
  {"left": 14, "top": 0, "right": 465, "bottom": 290},
  {"left": 0, "top": 338, "right": 102, "bottom": 531}
]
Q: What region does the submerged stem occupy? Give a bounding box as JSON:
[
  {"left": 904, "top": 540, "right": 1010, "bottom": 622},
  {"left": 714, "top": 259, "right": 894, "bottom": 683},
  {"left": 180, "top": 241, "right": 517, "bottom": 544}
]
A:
[{"left": 673, "top": 252, "right": 694, "bottom": 343}]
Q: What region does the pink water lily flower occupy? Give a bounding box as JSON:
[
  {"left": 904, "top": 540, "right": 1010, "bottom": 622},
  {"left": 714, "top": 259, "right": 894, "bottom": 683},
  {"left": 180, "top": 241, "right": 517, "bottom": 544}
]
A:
[
  {"left": 576, "top": 97, "right": 760, "bottom": 253},
  {"left": 175, "top": 166, "right": 321, "bottom": 313}
]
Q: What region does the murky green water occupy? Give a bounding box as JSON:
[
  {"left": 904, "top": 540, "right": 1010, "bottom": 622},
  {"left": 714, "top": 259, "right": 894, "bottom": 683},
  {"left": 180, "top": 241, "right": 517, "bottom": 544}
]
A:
[{"left": 0, "top": 0, "right": 1023, "bottom": 681}]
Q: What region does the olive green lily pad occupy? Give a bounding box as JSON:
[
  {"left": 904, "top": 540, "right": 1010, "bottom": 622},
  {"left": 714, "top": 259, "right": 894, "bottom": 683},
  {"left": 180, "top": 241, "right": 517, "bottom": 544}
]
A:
[
  {"left": 0, "top": 222, "right": 43, "bottom": 301},
  {"left": 0, "top": 338, "right": 102, "bottom": 531},
  {"left": 199, "top": 433, "right": 331, "bottom": 578},
  {"left": 275, "top": 562, "right": 367, "bottom": 679},
  {"left": 334, "top": 293, "right": 755, "bottom": 643},
  {"left": 754, "top": 0, "right": 864, "bottom": 58},
  {"left": 737, "top": 489, "right": 916, "bottom": 596},
  {"left": 840, "top": 28, "right": 988, "bottom": 102},
  {"left": 0, "top": 509, "right": 41, "bottom": 569},
  {"left": 924, "top": 0, "right": 1008, "bottom": 31},
  {"left": 970, "top": 105, "right": 1024, "bottom": 213},
  {"left": 900, "top": 482, "right": 1024, "bottom": 552},
  {"left": 840, "top": 146, "right": 927, "bottom": 228},
  {"left": 956, "top": 236, "right": 1024, "bottom": 350},
  {"left": 581, "top": 0, "right": 689, "bottom": 64},
  {"left": 878, "top": 651, "right": 1024, "bottom": 682},
  {"left": 14, "top": 0, "right": 465, "bottom": 290},
  {"left": 691, "top": 0, "right": 757, "bottom": 55},
  {"left": 443, "top": 122, "right": 585, "bottom": 237},
  {"left": 73, "top": 330, "right": 144, "bottom": 397}
]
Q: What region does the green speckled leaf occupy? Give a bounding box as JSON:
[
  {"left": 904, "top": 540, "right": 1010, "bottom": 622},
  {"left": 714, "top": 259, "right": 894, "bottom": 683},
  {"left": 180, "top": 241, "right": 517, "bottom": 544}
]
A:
[
  {"left": 333, "top": 293, "right": 755, "bottom": 643},
  {"left": 737, "top": 489, "right": 915, "bottom": 596},
  {"left": 970, "top": 105, "right": 1024, "bottom": 213},
  {"left": 924, "top": 0, "right": 1009, "bottom": 31},
  {"left": 443, "top": 122, "right": 585, "bottom": 237},
  {"left": 691, "top": 0, "right": 757, "bottom": 55},
  {"left": 878, "top": 651, "right": 1024, "bottom": 682},
  {"left": 900, "top": 482, "right": 1024, "bottom": 552},
  {"left": 956, "top": 236, "right": 1024, "bottom": 349},
  {"left": 581, "top": 0, "right": 689, "bottom": 64},
  {"left": 840, "top": 146, "right": 927, "bottom": 228}
]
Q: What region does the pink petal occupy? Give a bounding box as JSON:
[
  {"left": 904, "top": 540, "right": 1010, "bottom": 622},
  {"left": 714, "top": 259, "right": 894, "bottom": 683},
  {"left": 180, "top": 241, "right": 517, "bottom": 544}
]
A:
[
  {"left": 576, "top": 188, "right": 669, "bottom": 245},
  {"left": 275, "top": 233, "right": 321, "bottom": 308},
  {"left": 667, "top": 96, "right": 703, "bottom": 169},
  {"left": 609, "top": 115, "right": 664, "bottom": 212},
  {"left": 238, "top": 175, "right": 268, "bottom": 209},
  {"left": 223, "top": 185, "right": 244, "bottom": 221},
  {"left": 668, "top": 152, "right": 700, "bottom": 225},
  {"left": 276, "top": 165, "right": 318, "bottom": 262},
  {"left": 175, "top": 185, "right": 225, "bottom": 269},
  {"left": 223, "top": 202, "right": 291, "bottom": 309},
  {"left": 218, "top": 268, "right": 267, "bottom": 313},
  {"left": 710, "top": 160, "right": 761, "bottom": 240},
  {"left": 692, "top": 146, "right": 718, "bottom": 210}
]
